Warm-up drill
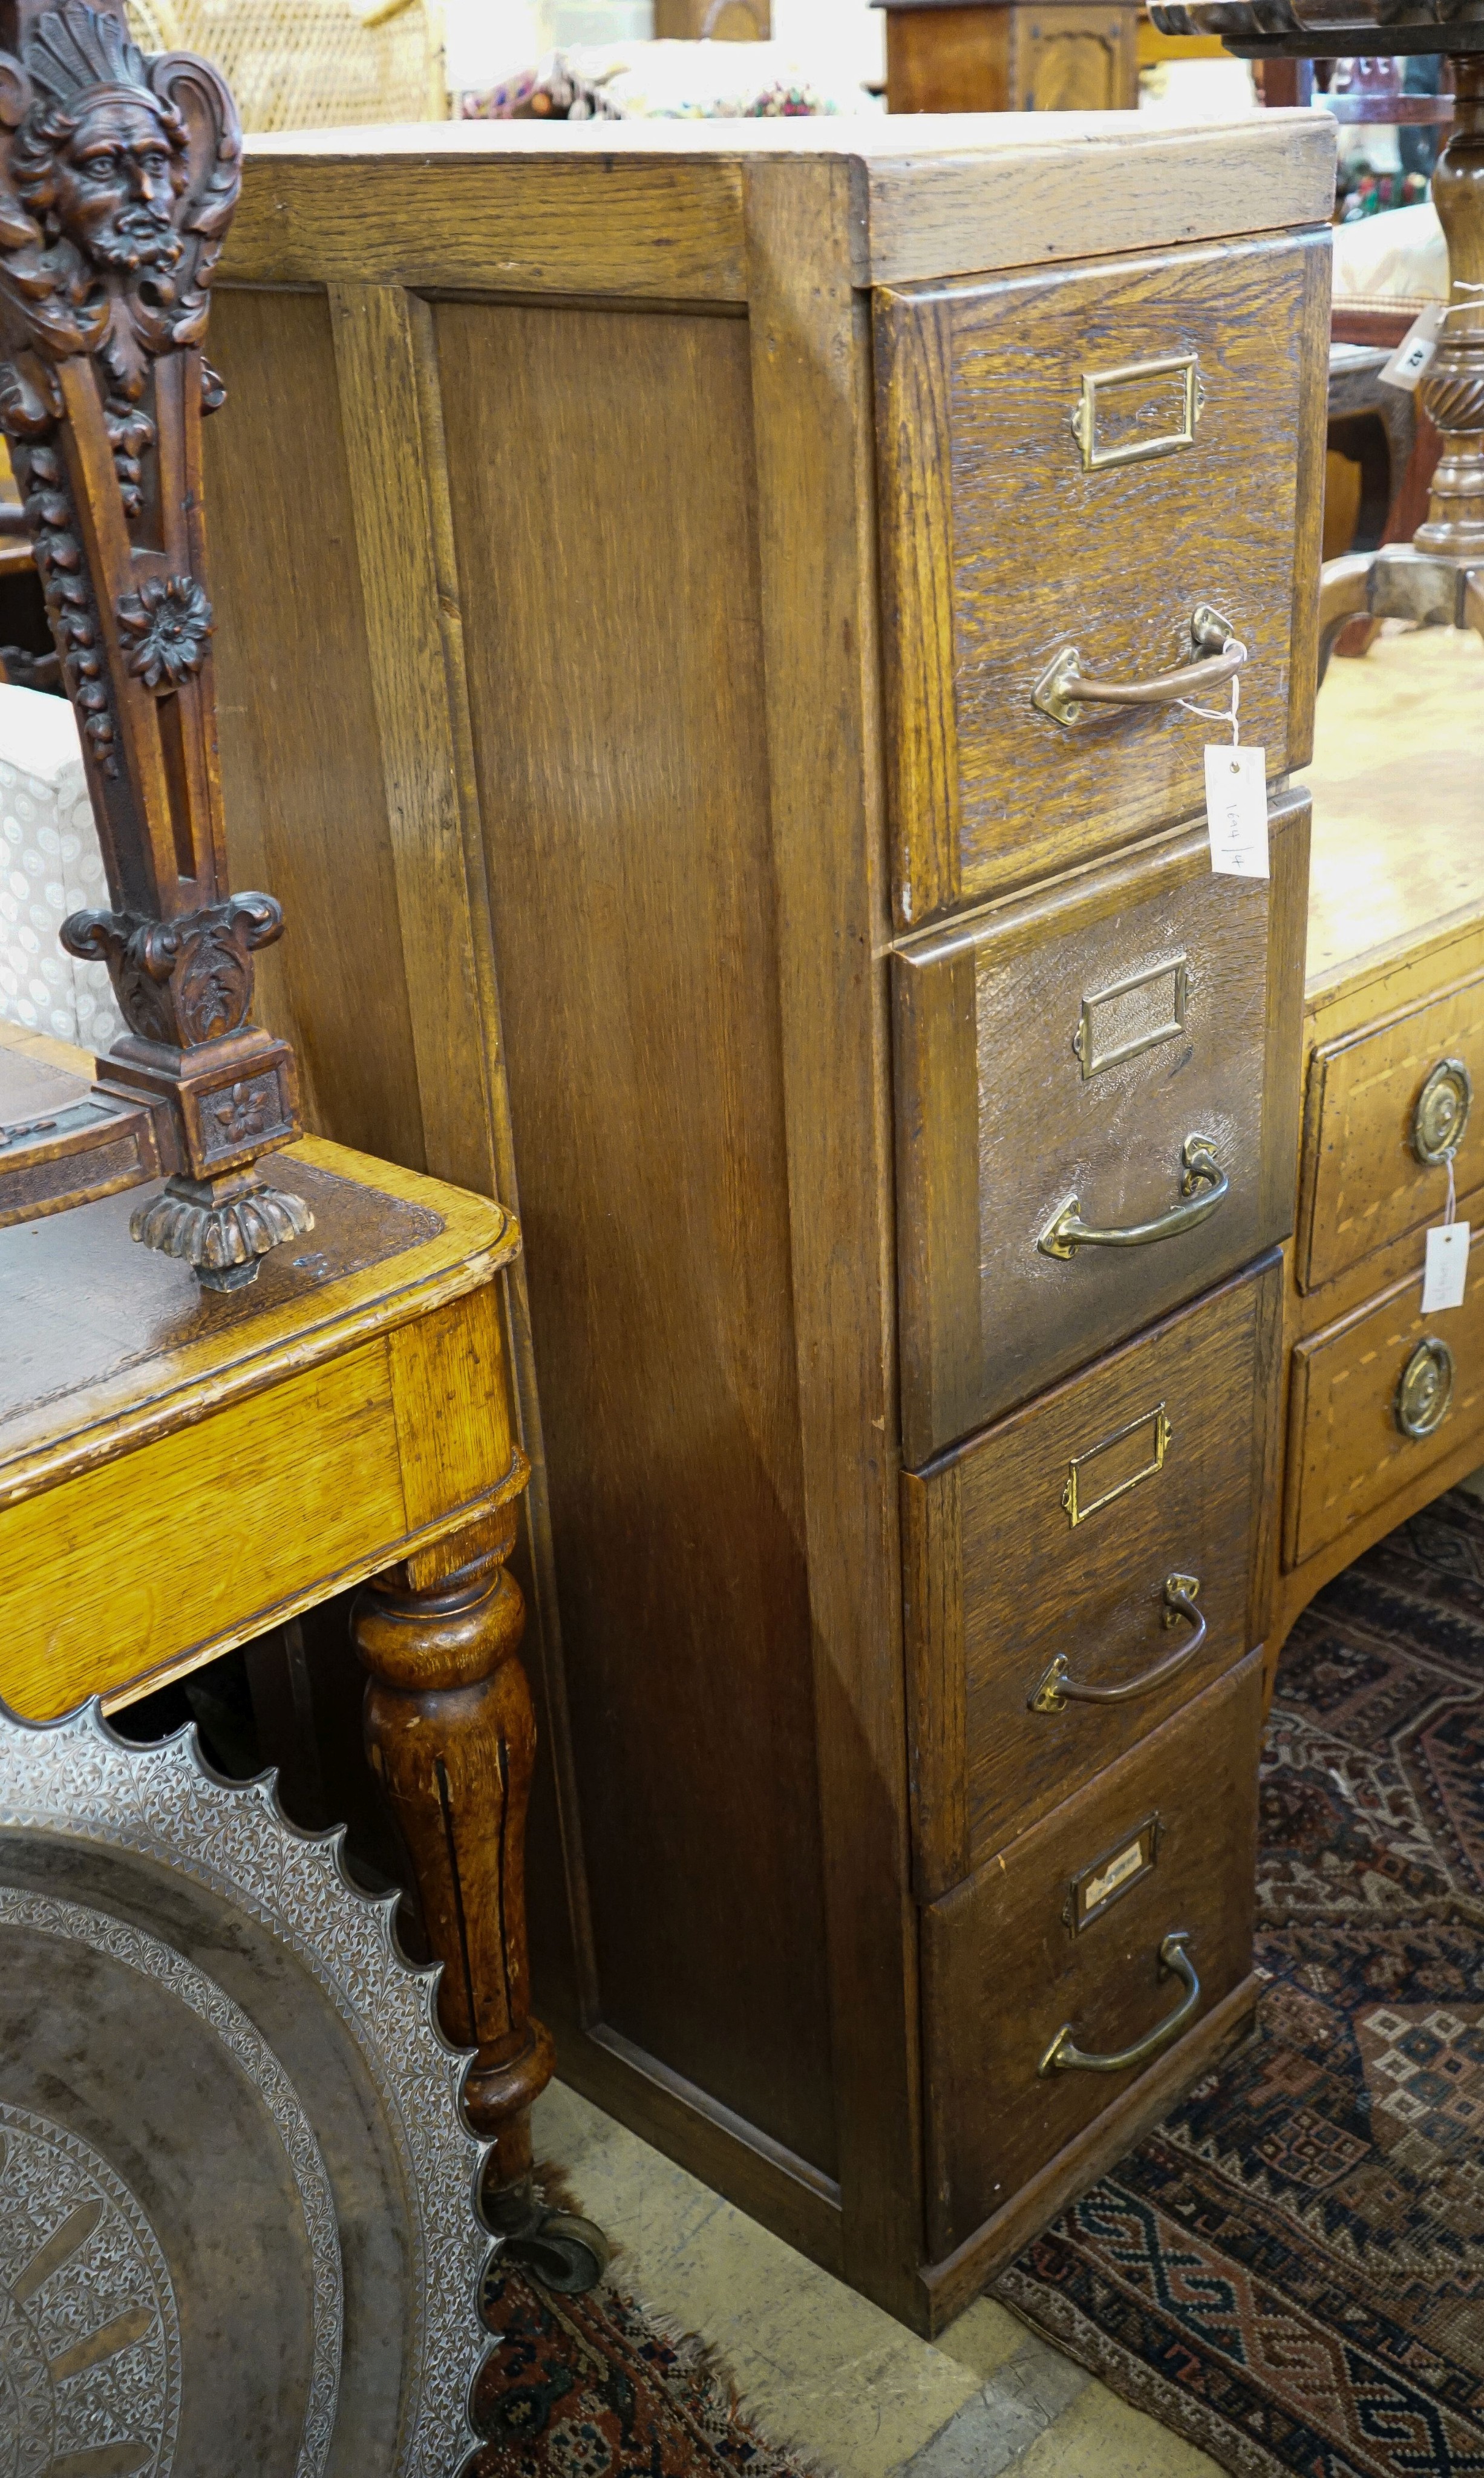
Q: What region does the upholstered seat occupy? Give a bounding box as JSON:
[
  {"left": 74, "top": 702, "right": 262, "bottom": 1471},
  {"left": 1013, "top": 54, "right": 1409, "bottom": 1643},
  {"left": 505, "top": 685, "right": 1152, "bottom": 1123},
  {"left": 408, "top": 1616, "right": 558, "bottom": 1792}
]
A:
[{"left": 0, "top": 684, "right": 121, "bottom": 1052}]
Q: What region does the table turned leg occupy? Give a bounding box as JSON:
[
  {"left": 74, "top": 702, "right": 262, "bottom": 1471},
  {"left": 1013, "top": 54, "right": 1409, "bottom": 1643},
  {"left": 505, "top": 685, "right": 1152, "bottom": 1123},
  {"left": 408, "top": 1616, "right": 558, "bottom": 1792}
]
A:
[{"left": 353, "top": 1505, "right": 607, "bottom": 2293}]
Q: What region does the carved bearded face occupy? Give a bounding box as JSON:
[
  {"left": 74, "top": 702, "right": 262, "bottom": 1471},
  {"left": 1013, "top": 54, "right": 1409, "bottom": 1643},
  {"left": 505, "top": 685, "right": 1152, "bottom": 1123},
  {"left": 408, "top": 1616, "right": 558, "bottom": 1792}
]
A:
[{"left": 47, "top": 94, "right": 182, "bottom": 268}]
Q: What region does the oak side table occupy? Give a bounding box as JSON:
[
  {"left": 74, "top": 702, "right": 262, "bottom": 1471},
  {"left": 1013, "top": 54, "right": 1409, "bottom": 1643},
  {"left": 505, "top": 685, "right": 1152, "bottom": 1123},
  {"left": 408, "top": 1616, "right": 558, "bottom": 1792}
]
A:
[{"left": 0, "top": 1021, "right": 600, "bottom": 2283}]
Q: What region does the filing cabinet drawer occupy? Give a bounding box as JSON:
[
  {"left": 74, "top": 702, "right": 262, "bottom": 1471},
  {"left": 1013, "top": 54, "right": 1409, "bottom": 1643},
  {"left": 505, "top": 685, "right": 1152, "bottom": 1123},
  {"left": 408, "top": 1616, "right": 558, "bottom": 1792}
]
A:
[
  {"left": 1298, "top": 969, "right": 1484, "bottom": 1293},
  {"left": 875, "top": 230, "right": 1328, "bottom": 930},
  {"left": 894, "top": 793, "right": 1308, "bottom": 1463},
  {"left": 1284, "top": 1221, "right": 1484, "bottom": 1571},
  {"left": 904, "top": 1254, "right": 1280, "bottom": 1900},
  {"left": 921, "top": 1650, "right": 1261, "bottom": 2262}
]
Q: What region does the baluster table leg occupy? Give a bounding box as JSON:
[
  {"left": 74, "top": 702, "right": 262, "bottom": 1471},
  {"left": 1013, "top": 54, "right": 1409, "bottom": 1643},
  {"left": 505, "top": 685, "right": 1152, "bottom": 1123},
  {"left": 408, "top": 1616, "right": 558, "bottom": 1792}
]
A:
[{"left": 353, "top": 1506, "right": 607, "bottom": 2293}]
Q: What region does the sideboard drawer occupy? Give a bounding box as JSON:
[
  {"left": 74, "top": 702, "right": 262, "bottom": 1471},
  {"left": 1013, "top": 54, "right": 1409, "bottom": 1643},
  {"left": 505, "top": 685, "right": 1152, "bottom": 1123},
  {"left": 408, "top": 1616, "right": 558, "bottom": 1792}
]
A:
[
  {"left": 1284, "top": 1224, "right": 1484, "bottom": 1571},
  {"left": 904, "top": 1254, "right": 1280, "bottom": 1900},
  {"left": 895, "top": 793, "right": 1308, "bottom": 1463},
  {"left": 921, "top": 1650, "right": 1261, "bottom": 2263},
  {"left": 1298, "top": 969, "right": 1484, "bottom": 1293},
  {"left": 875, "top": 229, "right": 1327, "bottom": 930}
]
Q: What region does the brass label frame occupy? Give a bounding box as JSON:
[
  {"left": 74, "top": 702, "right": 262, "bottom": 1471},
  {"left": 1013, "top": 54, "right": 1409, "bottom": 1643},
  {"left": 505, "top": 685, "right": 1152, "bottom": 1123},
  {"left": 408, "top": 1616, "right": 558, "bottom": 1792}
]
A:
[
  {"left": 1065, "top": 1813, "right": 1162, "bottom": 1935},
  {"left": 1074, "top": 954, "right": 1190, "bottom": 1081},
  {"left": 1062, "top": 1403, "right": 1172, "bottom": 1526},
  {"left": 1070, "top": 353, "right": 1203, "bottom": 474}
]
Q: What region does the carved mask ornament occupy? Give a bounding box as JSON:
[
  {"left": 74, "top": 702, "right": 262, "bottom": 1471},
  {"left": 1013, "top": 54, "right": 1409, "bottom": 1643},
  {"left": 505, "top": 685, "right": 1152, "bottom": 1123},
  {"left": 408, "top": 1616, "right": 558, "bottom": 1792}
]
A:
[{"left": 0, "top": 2, "right": 310, "bottom": 1290}]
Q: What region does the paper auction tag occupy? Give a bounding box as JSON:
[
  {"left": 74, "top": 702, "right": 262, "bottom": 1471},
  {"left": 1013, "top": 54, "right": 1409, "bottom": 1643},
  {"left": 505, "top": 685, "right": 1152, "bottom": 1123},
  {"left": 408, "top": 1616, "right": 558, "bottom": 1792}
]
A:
[
  {"left": 1422, "top": 1220, "right": 1470, "bottom": 1313},
  {"left": 1381, "top": 302, "right": 1446, "bottom": 394},
  {"left": 1205, "top": 745, "right": 1269, "bottom": 878}
]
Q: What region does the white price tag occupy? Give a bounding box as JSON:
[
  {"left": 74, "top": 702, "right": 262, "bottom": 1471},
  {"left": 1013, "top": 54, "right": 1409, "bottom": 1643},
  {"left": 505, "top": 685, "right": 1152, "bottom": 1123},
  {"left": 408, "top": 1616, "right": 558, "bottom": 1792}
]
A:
[
  {"left": 1422, "top": 1221, "right": 1470, "bottom": 1313},
  {"left": 1205, "top": 745, "right": 1268, "bottom": 878},
  {"left": 1381, "top": 302, "right": 1446, "bottom": 394}
]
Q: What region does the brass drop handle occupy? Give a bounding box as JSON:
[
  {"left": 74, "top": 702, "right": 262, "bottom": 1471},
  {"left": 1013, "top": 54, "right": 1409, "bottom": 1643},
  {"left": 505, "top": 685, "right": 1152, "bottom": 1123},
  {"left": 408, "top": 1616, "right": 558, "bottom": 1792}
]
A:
[
  {"left": 1038, "top": 1134, "right": 1228, "bottom": 1261},
  {"left": 1038, "top": 1932, "right": 1200, "bottom": 2078},
  {"left": 1030, "top": 1575, "right": 1205, "bottom": 1715},
  {"left": 1033, "top": 604, "right": 1244, "bottom": 728}
]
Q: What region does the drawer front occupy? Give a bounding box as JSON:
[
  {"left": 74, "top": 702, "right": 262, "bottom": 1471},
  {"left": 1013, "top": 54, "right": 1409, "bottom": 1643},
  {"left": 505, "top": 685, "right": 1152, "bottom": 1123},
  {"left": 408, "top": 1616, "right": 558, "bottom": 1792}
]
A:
[
  {"left": 1298, "top": 967, "right": 1484, "bottom": 1293},
  {"left": 904, "top": 1255, "right": 1280, "bottom": 1900},
  {"left": 875, "top": 230, "right": 1328, "bottom": 930},
  {"left": 1284, "top": 1223, "right": 1484, "bottom": 1571},
  {"left": 895, "top": 794, "right": 1308, "bottom": 1464},
  {"left": 921, "top": 1650, "right": 1261, "bottom": 2261}
]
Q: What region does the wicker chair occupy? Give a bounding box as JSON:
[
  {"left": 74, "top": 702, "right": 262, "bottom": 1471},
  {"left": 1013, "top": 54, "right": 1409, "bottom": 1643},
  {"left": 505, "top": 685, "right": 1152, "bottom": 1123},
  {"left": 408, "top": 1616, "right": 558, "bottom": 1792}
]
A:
[{"left": 125, "top": 0, "right": 447, "bottom": 129}]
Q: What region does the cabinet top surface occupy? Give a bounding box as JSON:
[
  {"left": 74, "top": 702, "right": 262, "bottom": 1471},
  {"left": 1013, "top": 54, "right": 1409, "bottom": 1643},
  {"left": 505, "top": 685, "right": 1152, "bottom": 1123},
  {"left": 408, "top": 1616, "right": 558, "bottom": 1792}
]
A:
[
  {"left": 0, "top": 1029, "right": 516, "bottom": 1504},
  {"left": 227, "top": 110, "right": 1335, "bottom": 296},
  {"left": 1304, "top": 626, "right": 1484, "bottom": 1011}
]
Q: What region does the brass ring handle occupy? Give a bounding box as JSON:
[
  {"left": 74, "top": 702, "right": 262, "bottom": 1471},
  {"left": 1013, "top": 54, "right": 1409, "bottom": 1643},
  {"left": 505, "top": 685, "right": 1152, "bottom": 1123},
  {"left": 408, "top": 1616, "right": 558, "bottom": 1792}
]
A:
[
  {"left": 1038, "top": 1932, "right": 1200, "bottom": 2078},
  {"left": 1030, "top": 1575, "right": 1205, "bottom": 1715},
  {"left": 1396, "top": 1336, "right": 1454, "bottom": 1439},
  {"left": 1033, "top": 604, "right": 1244, "bottom": 728},
  {"left": 1412, "top": 1058, "right": 1473, "bottom": 1166},
  {"left": 1038, "top": 1134, "right": 1228, "bottom": 1261}
]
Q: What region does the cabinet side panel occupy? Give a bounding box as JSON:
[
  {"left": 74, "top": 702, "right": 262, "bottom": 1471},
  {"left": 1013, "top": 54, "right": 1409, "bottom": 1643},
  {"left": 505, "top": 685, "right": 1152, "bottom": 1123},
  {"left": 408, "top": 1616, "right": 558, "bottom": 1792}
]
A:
[
  {"left": 435, "top": 300, "right": 837, "bottom": 2177},
  {"left": 204, "top": 285, "right": 428, "bottom": 1169}
]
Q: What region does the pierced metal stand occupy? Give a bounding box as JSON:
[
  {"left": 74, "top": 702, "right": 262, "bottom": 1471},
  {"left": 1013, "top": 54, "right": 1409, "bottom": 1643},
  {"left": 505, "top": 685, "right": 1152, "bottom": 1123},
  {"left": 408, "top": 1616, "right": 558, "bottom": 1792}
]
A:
[{"left": 1150, "top": 7, "right": 1484, "bottom": 678}]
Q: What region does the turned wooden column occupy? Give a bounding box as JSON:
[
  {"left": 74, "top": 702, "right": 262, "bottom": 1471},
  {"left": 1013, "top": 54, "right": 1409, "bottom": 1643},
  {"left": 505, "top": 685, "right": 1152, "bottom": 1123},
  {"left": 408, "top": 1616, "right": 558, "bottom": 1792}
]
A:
[
  {"left": 1416, "top": 56, "right": 1484, "bottom": 560},
  {"left": 353, "top": 1496, "right": 555, "bottom": 2197}
]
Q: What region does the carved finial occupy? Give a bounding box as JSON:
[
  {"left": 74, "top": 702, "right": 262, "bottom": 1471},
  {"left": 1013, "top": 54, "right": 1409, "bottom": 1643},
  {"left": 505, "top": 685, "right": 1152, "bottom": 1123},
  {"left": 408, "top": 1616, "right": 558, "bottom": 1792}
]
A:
[{"left": 0, "top": 2, "right": 307, "bottom": 1288}]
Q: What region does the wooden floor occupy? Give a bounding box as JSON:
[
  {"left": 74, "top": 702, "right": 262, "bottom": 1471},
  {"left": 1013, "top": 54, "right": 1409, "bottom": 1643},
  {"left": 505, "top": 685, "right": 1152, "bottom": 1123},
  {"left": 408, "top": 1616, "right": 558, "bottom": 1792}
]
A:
[{"left": 526, "top": 625, "right": 1483, "bottom": 2476}]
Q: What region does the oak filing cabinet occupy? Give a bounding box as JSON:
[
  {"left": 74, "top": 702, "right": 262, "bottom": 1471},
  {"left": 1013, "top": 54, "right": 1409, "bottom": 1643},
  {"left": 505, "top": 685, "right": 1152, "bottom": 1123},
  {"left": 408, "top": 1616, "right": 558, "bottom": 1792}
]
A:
[{"left": 202, "top": 111, "right": 1335, "bottom": 2332}]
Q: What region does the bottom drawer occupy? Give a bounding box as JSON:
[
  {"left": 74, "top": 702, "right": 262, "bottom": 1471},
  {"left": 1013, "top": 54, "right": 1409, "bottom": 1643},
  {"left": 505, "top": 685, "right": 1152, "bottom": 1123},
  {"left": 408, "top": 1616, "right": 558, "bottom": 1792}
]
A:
[
  {"left": 1285, "top": 1222, "right": 1484, "bottom": 1570},
  {"left": 921, "top": 1650, "right": 1261, "bottom": 2261}
]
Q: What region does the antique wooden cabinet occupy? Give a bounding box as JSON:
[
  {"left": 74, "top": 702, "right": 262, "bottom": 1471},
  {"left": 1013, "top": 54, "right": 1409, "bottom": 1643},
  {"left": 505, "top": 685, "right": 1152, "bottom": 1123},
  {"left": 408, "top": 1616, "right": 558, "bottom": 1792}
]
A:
[
  {"left": 203, "top": 113, "right": 1333, "bottom": 2333},
  {"left": 878, "top": 0, "right": 1140, "bottom": 116},
  {"left": 1269, "top": 794, "right": 1484, "bottom": 1684}
]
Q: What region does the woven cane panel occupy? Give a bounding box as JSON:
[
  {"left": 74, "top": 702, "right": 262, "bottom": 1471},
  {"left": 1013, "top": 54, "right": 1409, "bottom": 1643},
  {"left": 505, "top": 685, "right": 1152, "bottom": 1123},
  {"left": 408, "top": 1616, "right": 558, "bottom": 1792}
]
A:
[{"left": 125, "top": 0, "right": 445, "bottom": 131}]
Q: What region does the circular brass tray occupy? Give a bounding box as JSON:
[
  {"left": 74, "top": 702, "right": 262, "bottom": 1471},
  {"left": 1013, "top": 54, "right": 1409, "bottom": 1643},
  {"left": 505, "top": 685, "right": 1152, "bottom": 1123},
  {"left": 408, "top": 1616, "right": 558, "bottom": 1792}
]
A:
[{"left": 0, "top": 1699, "right": 492, "bottom": 2477}]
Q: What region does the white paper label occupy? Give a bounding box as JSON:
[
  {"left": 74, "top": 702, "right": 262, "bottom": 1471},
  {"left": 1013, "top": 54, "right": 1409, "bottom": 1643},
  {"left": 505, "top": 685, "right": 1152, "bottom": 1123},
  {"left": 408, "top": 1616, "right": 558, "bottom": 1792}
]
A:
[
  {"left": 1381, "top": 303, "right": 1446, "bottom": 394},
  {"left": 1422, "top": 1221, "right": 1470, "bottom": 1313},
  {"left": 1205, "top": 745, "right": 1269, "bottom": 878}
]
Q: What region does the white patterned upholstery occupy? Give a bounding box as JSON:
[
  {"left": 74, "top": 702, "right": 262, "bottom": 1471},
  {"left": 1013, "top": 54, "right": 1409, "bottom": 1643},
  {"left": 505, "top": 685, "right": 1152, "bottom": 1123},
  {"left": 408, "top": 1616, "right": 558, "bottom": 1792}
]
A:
[{"left": 0, "top": 683, "right": 122, "bottom": 1052}]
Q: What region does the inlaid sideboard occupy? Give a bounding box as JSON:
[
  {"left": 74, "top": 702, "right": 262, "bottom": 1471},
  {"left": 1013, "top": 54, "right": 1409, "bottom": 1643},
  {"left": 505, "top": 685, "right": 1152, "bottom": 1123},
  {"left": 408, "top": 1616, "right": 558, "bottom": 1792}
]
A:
[{"left": 200, "top": 113, "right": 1335, "bottom": 2333}]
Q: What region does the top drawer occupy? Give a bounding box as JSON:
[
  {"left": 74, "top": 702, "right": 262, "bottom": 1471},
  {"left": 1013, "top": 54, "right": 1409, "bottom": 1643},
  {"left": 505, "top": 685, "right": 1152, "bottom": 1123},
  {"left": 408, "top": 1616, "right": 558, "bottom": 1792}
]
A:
[
  {"left": 1297, "top": 969, "right": 1484, "bottom": 1292},
  {"left": 875, "top": 230, "right": 1329, "bottom": 930}
]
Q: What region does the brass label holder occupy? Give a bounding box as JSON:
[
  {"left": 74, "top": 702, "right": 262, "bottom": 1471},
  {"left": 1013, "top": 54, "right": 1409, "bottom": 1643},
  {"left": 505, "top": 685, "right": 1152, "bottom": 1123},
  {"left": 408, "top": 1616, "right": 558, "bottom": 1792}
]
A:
[
  {"left": 1065, "top": 1813, "right": 1163, "bottom": 1935},
  {"left": 1070, "top": 352, "right": 1205, "bottom": 472},
  {"left": 1062, "top": 1404, "right": 1172, "bottom": 1525},
  {"left": 1074, "top": 955, "right": 1190, "bottom": 1080}
]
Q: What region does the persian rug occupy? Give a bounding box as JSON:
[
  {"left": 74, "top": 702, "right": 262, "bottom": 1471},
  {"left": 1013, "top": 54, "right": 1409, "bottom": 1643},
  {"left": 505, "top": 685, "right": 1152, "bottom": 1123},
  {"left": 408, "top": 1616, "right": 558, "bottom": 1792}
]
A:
[
  {"left": 471, "top": 2257, "right": 820, "bottom": 2477},
  {"left": 998, "top": 1483, "right": 1484, "bottom": 2478}
]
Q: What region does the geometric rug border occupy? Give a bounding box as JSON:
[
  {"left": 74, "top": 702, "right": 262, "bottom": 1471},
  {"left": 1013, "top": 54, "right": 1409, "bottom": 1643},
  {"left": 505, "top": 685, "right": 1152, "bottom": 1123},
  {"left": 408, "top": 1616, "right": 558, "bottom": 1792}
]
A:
[{"left": 995, "top": 2267, "right": 1305, "bottom": 2478}]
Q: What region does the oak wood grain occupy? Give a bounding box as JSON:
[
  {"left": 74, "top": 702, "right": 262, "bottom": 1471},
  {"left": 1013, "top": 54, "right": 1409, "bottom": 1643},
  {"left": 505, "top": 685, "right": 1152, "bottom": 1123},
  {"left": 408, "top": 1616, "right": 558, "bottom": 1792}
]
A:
[
  {"left": 921, "top": 1649, "right": 1261, "bottom": 2258},
  {"left": 327, "top": 280, "right": 500, "bottom": 1203},
  {"left": 745, "top": 152, "right": 922, "bottom": 2321},
  {"left": 906, "top": 1255, "right": 1280, "bottom": 1898},
  {"left": 877, "top": 235, "right": 1324, "bottom": 923},
  {"left": 894, "top": 794, "right": 1309, "bottom": 1460},
  {"left": 435, "top": 290, "right": 839, "bottom": 2185},
  {"left": 223, "top": 116, "right": 1335, "bottom": 300},
  {"left": 204, "top": 286, "right": 427, "bottom": 1167},
  {"left": 915, "top": 1966, "right": 1257, "bottom": 2332}
]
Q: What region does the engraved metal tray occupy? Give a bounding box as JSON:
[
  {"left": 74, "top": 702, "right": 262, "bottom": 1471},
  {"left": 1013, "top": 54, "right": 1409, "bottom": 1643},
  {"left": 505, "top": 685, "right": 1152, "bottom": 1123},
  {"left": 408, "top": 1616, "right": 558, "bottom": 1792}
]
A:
[{"left": 0, "top": 1699, "right": 491, "bottom": 2477}]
